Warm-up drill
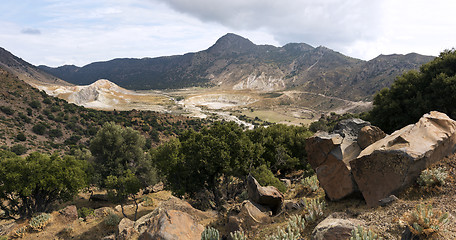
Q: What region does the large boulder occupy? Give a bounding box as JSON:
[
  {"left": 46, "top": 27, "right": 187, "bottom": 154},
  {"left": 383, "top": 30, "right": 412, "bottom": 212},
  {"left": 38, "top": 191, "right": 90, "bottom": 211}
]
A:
[
  {"left": 247, "top": 175, "right": 283, "bottom": 215},
  {"left": 305, "top": 118, "right": 370, "bottom": 200},
  {"left": 238, "top": 200, "right": 271, "bottom": 225},
  {"left": 357, "top": 125, "right": 386, "bottom": 149},
  {"left": 117, "top": 218, "right": 138, "bottom": 240},
  {"left": 351, "top": 111, "right": 456, "bottom": 206},
  {"left": 59, "top": 205, "right": 78, "bottom": 222},
  {"left": 138, "top": 209, "right": 204, "bottom": 240},
  {"left": 311, "top": 213, "right": 364, "bottom": 240}
]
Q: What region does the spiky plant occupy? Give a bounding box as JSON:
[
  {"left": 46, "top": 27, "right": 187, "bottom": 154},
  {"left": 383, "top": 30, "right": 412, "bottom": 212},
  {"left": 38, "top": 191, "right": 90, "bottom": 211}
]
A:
[
  {"left": 301, "top": 198, "right": 325, "bottom": 223},
  {"left": 267, "top": 214, "right": 306, "bottom": 240},
  {"left": 29, "top": 213, "right": 51, "bottom": 231},
  {"left": 301, "top": 175, "right": 319, "bottom": 192},
  {"left": 201, "top": 226, "right": 220, "bottom": 240},
  {"left": 417, "top": 167, "right": 448, "bottom": 187},
  {"left": 230, "top": 230, "right": 247, "bottom": 240},
  {"left": 13, "top": 226, "right": 27, "bottom": 238},
  {"left": 401, "top": 203, "right": 449, "bottom": 238},
  {"left": 350, "top": 225, "right": 383, "bottom": 240}
]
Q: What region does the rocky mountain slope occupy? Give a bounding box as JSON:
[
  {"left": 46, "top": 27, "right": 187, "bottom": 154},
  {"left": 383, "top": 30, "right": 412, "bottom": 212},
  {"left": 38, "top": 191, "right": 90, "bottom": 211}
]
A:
[
  {"left": 0, "top": 47, "right": 70, "bottom": 87},
  {"left": 39, "top": 33, "right": 434, "bottom": 101}
]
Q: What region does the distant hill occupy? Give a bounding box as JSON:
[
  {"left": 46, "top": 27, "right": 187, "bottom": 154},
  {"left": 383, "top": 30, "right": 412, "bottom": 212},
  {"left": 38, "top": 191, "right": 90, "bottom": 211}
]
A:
[
  {"left": 39, "top": 33, "right": 434, "bottom": 101},
  {"left": 0, "top": 47, "right": 71, "bottom": 87},
  {"left": 0, "top": 66, "right": 206, "bottom": 154}
]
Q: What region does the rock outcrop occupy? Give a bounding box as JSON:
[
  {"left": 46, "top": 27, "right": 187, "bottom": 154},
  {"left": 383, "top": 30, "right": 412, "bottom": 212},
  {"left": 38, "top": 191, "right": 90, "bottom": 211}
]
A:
[
  {"left": 117, "top": 218, "right": 138, "bottom": 240},
  {"left": 351, "top": 111, "right": 456, "bottom": 206},
  {"left": 138, "top": 209, "right": 204, "bottom": 240},
  {"left": 247, "top": 174, "right": 284, "bottom": 215},
  {"left": 59, "top": 205, "right": 78, "bottom": 222},
  {"left": 305, "top": 119, "right": 370, "bottom": 200},
  {"left": 311, "top": 214, "right": 364, "bottom": 240}
]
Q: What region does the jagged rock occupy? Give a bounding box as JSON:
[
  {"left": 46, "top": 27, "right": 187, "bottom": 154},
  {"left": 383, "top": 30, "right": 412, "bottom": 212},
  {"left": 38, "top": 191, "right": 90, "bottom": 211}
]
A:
[
  {"left": 238, "top": 200, "right": 271, "bottom": 225},
  {"left": 305, "top": 119, "right": 375, "bottom": 201},
  {"left": 284, "top": 200, "right": 301, "bottom": 211},
  {"left": 138, "top": 209, "right": 204, "bottom": 240},
  {"left": 311, "top": 214, "right": 364, "bottom": 240},
  {"left": 358, "top": 125, "right": 386, "bottom": 149},
  {"left": 143, "top": 181, "right": 165, "bottom": 194},
  {"left": 280, "top": 179, "right": 291, "bottom": 187},
  {"left": 351, "top": 111, "right": 456, "bottom": 206},
  {"left": 247, "top": 174, "right": 283, "bottom": 215},
  {"left": 117, "top": 218, "right": 138, "bottom": 240},
  {"left": 59, "top": 205, "right": 78, "bottom": 222}
]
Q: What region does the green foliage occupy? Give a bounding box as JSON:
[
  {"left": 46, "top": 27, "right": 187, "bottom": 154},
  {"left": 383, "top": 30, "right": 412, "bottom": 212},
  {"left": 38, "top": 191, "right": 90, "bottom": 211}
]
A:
[
  {"left": 13, "top": 226, "right": 27, "bottom": 238},
  {"left": 104, "top": 211, "right": 121, "bottom": 226},
  {"left": 77, "top": 207, "right": 94, "bottom": 220},
  {"left": 10, "top": 144, "right": 27, "bottom": 155},
  {"left": 29, "top": 100, "right": 41, "bottom": 109},
  {"left": 267, "top": 214, "right": 306, "bottom": 240},
  {"left": 230, "top": 231, "right": 247, "bottom": 240},
  {"left": 309, "top": 113, "right": 356, "bottom": 133},
  {"left": 417, "top": 167, "right": 448, "bottom": 187},
  {"left": 201, "top": 226, "right": 220, "bottom": 240},
  {"left": 301, "top": 175, "right": 319, "bottom": 192},
  {"left": 401, "top": 203, "right": 449, "bottom": 238},
  {"left": 32, "top": 122, "right": 47, "bottom": 135},
  {"left": 0, "top": 106, "right": 14, "bottom": 115},
  {"left": 29, "top": 213, "right": 52, "bottom": 231},
  {"left": 141, "top": 196, "right": 154, "bottom": 207},
  {"left": 251, "top": 165, "right": 287, "bottom": 194},
  {"left": 0, "top": 151, "right": 87, "bottom": 217},
  {"left": 16, "top": 132, "right": 26, "bottom": 141},
  {"left": 48, "top": 128, "right": 63, "bottom": 138},
  {"left": 350, "top": 225, "right": 382, "bottom": 240},
  {"left": 301, "top": 198, "right": 325, "bottom": 223},
  {"left": 368, "top": 49, "right": 456, "bottom": 133},
  {"left": 0, "top": 235, "right": 8, "bottom": 240}
]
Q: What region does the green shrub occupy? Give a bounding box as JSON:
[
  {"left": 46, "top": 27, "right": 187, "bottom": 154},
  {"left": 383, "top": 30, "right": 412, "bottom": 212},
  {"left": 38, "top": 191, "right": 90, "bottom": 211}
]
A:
[
  {"left": 10, "top": 144, "right": 27, "bottom": 155},
  {"left": 13, "top": 226, "right": 27, "bottom": 238},
  {"left": 0, "top": 106, "right": 14, "bottom": 115},
  {"left": 251, "top": 165, "right": 287, "bottom": 193},
  {"left": 104, "top": 211, "right": 121, "bottom": 226},
  {"left": 201, "top": 226, "right": 220, "bottom": 240},
  {"left": 302, "top": 198, "right": 325, "bottom": 223},
  {"left": 141, "top": 196, "right": 154, "bottom": 207},
  {"left": 29, "top": 100, "right": 41, "bottom": 109},
  {"left": 48, "top": 128, "right": 63, "bottom": 138},
  {"left": 230, "top": 231, "right": 247, "bottom": 240},
  {"left": 401, "top": 203, "right": 449, "bottom": 238},
  {"left": 350, "top": 225, "right": 382, "bottom": 240},
  {"left": 77, "top": 207, "right": 94, "bottom": 220},
  {"left": 301, "top": 175, "right": 319, "bottom": 192},
  {"left": 417, "top": 167, "right": 448, "bottom": 187},
  {"left": 16, "top": 132, "right": 26, "bottom": 141},
  {"left": 29, "top": 213, "right": 51, "bottom": 231},
  {"left": 32, "top": 123, "right": 47, "bottom": 135},
  {"left": 267, "top": 214, "right": 306, "bottom": 240}
]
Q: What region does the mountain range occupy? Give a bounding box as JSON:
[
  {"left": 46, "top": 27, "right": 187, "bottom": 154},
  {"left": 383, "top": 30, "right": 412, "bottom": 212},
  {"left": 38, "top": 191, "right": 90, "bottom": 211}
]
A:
[{"left": 37, "top": 33, "right": 434, "bottom": 101}]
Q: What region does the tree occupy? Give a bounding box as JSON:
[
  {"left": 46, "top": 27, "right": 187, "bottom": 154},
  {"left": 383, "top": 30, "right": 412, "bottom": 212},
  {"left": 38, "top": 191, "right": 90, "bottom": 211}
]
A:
[
  {"left": 90, "top": 122, "right": 157, "bottom": 218},
  {"left": 0, "top": 151, "right": 86, "bottom": 217},
  {"left": 367, "top": 49, "right": 456, "bottom": 133}
]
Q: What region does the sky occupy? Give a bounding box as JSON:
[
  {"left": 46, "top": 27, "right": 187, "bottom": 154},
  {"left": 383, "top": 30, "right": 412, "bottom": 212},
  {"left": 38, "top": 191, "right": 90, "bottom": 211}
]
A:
[{"left": 0, "top": 0, "right": 455, "bottom": 67}]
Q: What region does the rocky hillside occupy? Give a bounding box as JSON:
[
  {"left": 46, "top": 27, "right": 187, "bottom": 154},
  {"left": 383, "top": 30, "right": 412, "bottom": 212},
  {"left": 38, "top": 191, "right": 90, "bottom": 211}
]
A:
[
  {"left": 0, "top": 47, "right": 70, "bottom": 87},
  {"left": 39, "top": 33, "right": 434, "bottom": 101},
  {"left": 0, "top": 66, "right": 207, "bottom": 154}
]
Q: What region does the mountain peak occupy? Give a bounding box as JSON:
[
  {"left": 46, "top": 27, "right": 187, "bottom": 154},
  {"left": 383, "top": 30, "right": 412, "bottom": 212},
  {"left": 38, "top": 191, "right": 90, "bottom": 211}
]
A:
[{"left": 207, "top": 33, "right": 256, "bottom": 54}]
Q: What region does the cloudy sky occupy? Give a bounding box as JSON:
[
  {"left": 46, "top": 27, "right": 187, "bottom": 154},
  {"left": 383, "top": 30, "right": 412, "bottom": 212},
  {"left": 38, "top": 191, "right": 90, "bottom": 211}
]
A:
[{"left": 1, "top": 0, "right": 455, "bottom": 67}]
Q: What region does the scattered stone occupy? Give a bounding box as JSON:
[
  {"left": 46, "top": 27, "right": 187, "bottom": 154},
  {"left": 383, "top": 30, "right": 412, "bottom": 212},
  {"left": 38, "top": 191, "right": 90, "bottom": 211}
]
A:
[
  {"left": 284, "top": 200, "right": 301, "bottom": 211},
  {"left": 101, "top": 234, "right": 116, "bottom": 240},
  {"left": 311, "top": 214, "right": 364, "bottom": 240},
  {"left": 351, "top": 111, "right": 456, "bottom": 206},
  {"left": 138, "top": 209, "right": 204, "bottom": 240},
  {"left": 238, "top": 200, "right": 271, "bottom": 225},
  {"left": 59, "top": 205, "right": 78, "bottom": 222},
  {"left": 94, "top": 207, "right": 116, "bottom": 218},
  {"left": 152, "top": 181, "right": 165, "bottom": 193},
  {"left": 358, "top": 125, "right": 386, "bottom": 149},
  {"left": 247, "top": 174, "right": 284, "bottom": 215},
  {"left": 379, "top": 195, "right": 399, "bottom": 207}
]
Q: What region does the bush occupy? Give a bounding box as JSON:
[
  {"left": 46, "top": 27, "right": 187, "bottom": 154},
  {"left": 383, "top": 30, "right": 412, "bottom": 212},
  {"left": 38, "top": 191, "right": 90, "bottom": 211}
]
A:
[
  {"left": 201, "top": 226, "right": 220, "bottom": 240},
  {"left": 77, "top": 207, "right": 94, "bottom": 220},
  {"left": 301, "top": 175, "right": 319, "bottom": 192},
  {"left": 230, "top": 231, "right": 247, "bottom": 240},
  {"left": 32, "top": 123, "right": 47, "bottom": 135},
  {"left": 350, "top": 225, "right": 383, "bottom": 240},
  {"left": 104, "top": 211, "right": 121, "bottom": 226},
  {"left": 401, "top": 204, "right": 449, "bottom": 238},
  {"left": 417, "top": 167, "right": 448, "bottom": 187},
  {"left": 267, "top": 214, "right": 306, "bottom": 240},
  {"left": 29, "top": 213, "right": 52, "bottom": 231},
  {"left": 10, "top": 144, "right": 27, "bottom": 155},
  {"left": 251, "top": 165, "right": 287, "bottom": 194},
  {"left": 29, "top": 100, "right": 41, "bottom": 109},
  {"left": 16, "top": 132, "right": 26, "bottom": 141},
  {"left": 48, "top": 128, "right": 63, "bottom": 138},
  {"left": 0, "top": 106, "right": 14, "bottom": 115}
]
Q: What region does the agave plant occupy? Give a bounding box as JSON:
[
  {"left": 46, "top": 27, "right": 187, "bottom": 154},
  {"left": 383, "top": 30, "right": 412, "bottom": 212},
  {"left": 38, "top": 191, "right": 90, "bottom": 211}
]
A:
[
  {"left": 401, "top": 203, "right": 449, "bottom": 237},
  {"left": 201, "top": 226, "right": 220, "bottom": 240},
  {"left": 350, "top": 225, "right": 383, "bottom": 240}
]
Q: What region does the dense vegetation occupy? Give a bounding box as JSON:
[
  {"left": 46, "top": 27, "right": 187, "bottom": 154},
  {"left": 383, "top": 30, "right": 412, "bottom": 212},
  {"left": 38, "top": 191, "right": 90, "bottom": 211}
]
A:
[
  {"left": 367, "top": 49, "right": 456, "bottom": 133},
  {"left": 151, "top": 121, "right": 313, "bottom": 207}
]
